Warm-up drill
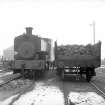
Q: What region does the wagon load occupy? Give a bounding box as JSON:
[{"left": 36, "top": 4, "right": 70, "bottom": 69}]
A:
[
  {"left": 57, "top": 42, "right": 100, "bottom": 56},
  {"left": 55, "top": 41, "right": 101, "bottom": 67}
]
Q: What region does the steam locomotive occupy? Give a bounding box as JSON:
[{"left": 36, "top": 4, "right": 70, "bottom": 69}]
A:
[{"left": 12, "top": 27, "right": 52, "bottom": 78}]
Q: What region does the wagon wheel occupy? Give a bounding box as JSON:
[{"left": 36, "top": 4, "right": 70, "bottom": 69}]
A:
[
  {"left": 86, "top": 70, "right": 91, "bottom": 82},
  {"left": 61, "top": 70, "right": 65, "bottom": 80},
  {"left": 86, "top": 75, "right": 91, "bottom": 82},
  {"left": 56, "top": 68, "right": 60, "bottom": 75}
]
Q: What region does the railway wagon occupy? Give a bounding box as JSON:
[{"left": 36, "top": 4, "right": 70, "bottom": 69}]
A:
[
  {"left": 12, "top": 27, "right": 52, "bottom": 78},
  {"left": 55, "top": 41, "right": 101, "bottom": 82}
]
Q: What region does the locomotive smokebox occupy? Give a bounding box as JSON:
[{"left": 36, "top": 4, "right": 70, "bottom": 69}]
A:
[{"left": 26, "top": 27, "right": 33, "bottom": 36}]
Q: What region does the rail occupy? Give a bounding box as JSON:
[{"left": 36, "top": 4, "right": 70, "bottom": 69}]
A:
[
  {"left": 0, "top": 73, "right": 22, "bottom": 87},
  {"left": 90, "top": 81, "right": 105, "bottom": 98}
]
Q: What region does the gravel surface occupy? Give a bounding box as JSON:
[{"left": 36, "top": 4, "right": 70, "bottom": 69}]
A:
[
  {"left": 0, "top": 70, "right": 105, "bottom": 105},
  {"left": 68, "top": 92, "right": 105, "bottom": 105},
  {"left": 12, "top": 82, "right": 64, "bottom": 105},
  {"left": 0, "top": 72, "right": 13, "bottom": 78},
  {"left": 0, "top": 79, "right": 33, "bottom": 101}
]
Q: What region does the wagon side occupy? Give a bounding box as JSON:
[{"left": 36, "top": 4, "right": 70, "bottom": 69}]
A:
[{"left": 55, "top": 41, "right": 101, "bottom": 82}]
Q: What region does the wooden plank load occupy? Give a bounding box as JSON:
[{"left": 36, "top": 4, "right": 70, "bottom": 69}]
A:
[{"left": 55, "top": 41, "right": 101, "bottom": 67}]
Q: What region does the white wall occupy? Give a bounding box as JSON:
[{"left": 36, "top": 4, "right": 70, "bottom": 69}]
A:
[
  {"left": 3, "top": 46, "right": 14, "bottom": 61},
  {"left": 41, "top": 39, "right": 47, "bottom": 51}
]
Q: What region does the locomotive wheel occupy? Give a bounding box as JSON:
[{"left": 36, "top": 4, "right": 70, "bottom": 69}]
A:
[
  {"left": 13, "top": 70, "right": 17, "bottom": 74},
  {"left": 13, "top": 69, "right": 16, "bottom": 74},
  {"left": 21, "top": 69, "right": 25, "bottom": 78},
  {"left": 32, "top": 71, "right": 36, "bottom": 79},
  {"left": 29, "top": 70, "right": 35, "bottom": 79},
  {"left": 24, "top": 70, "right": 29, "bottom": 78},
  {"left": 13, "top": 69, "right": 20, "bottom": 74}
]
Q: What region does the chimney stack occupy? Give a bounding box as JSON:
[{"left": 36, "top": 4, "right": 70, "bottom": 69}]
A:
[{"left": 26, "top": 27, "right": 33, "bottom": 36}]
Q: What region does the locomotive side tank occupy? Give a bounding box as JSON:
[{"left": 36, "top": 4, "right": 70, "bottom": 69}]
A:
[{"left": 13, "top": 27, "right": 51, "bottom": 78}]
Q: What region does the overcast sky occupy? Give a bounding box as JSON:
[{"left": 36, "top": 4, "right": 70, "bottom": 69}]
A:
[{"left": 0, "top": 0, "right": 105, "bottom": 59}]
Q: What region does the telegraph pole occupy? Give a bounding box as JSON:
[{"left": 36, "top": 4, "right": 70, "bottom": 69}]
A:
[
  {"left": 90, "top": 21, "right": 96, "bottom": 44},
  {"left": 93, "top": 21, "right": 95, "bottom": 44}
]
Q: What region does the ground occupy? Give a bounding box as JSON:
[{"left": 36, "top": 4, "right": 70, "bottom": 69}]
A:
[{"left": 0, "top": 68, "right": 105, "bottom": 105}]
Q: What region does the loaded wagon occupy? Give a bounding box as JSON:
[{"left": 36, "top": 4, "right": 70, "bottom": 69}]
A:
[{"left": 55, "top": 41, "right": 101, "bottom": 82}]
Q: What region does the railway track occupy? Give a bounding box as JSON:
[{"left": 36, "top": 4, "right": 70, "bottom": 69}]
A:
[
  {"left": 90, "top": 81, "right": 105, "bottom": 98},
  {"left": 0, "top": 73, "right": 22, "bottom": 87}
]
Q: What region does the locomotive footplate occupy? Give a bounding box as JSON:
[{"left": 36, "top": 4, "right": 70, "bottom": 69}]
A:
[{"left": 13, "top": 60, "right": 46, "bottom": 70}]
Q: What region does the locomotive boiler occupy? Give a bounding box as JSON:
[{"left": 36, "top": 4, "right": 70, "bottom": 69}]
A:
[{"left": 12, "top": 27, "right": 52, "bottom": 78}]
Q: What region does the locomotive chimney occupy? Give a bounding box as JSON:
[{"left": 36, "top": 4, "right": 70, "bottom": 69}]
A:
[{"left": 26, "top": 27, "right": 33, "bottom": 36}]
